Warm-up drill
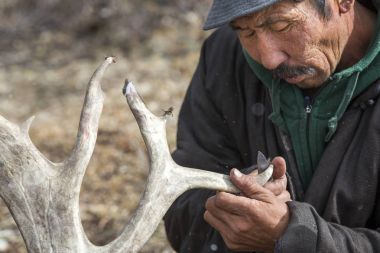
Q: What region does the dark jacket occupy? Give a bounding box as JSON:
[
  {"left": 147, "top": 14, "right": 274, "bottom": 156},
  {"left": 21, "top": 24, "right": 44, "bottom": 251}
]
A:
[{"left": 164, "top": 26, "right": 380, "bottom": 253}]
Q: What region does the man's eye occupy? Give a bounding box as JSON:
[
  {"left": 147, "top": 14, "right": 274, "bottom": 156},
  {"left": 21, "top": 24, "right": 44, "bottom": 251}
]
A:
[
  {"left": 240, "top": 29, "right": 255, "bottom": 38},
  {"left": 270, "top": 21, "right": 292, "bottom": 32}
]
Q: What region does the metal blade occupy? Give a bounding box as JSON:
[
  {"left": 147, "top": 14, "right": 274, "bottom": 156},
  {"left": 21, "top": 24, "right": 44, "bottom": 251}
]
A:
[
  {"left": 257, "top": 151, "right": 270, "bottom": 174},
  {"left": 240, "top": 164, "right": 257, "bottom": 175}
]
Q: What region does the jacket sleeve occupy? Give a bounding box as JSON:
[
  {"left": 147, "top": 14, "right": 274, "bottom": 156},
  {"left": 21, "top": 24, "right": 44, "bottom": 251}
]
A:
[
  {"left": 164, "top": 35, "right": 244, "bottom": 253},
  {"left": 276, "top": 201, "right": 380, "bottom": 253}
]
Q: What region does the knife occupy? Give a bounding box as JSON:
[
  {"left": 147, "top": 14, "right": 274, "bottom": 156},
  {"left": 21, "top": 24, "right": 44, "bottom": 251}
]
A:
[{"left": 239, "top": 151, "right": 273, "bottom": 186}]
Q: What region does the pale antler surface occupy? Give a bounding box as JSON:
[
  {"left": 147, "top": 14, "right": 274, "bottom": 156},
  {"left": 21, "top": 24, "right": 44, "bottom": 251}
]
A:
[{"left": 0, "top": 58, "right": 273, "bottom": 253}]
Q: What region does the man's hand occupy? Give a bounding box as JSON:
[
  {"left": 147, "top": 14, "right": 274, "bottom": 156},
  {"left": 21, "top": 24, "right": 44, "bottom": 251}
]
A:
[{"left": 204, "top": 157, "right": 291, "bottom": 252}]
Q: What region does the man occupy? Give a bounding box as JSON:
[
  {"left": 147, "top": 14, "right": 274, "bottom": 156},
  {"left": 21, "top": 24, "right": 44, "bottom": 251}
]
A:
[{"left": 165, "top": 0, "right": 380, "bottom": 252}]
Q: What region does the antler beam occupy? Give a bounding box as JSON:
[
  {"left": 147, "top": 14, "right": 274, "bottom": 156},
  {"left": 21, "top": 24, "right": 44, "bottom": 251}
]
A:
[{"left": 0, "top": 58, "right": 273, "bottom": 253}]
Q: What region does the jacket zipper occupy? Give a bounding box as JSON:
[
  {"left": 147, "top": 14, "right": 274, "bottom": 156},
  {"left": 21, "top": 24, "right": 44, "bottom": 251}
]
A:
[
  {"left": 303, "top": 96, "right": 314, "bottom": 185},
  {"left": 304, "top": 96, "right": 313, "bottom": 114},
  {"left": 304, "top": 96, "right": 313, "bottom": 145}
]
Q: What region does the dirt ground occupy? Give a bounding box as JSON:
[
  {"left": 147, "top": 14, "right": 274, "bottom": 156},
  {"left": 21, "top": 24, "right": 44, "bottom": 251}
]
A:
[{"left": 0, "top": 0, "right": 212, "bottom": 252}]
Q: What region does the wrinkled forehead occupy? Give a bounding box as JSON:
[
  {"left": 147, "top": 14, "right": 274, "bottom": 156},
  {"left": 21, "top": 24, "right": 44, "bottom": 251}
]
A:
[{"left": 230, "top": 1, "right": 305, "bottom": 27}]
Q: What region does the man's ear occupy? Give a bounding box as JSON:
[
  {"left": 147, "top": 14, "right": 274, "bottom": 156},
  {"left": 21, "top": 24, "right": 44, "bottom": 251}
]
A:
[{"left": 338, "top": 0, "right": 355, "bottom": 13}]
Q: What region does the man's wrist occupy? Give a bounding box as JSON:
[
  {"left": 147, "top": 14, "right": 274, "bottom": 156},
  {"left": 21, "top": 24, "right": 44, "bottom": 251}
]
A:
[{"left": 275, "top": 201, "right": 318, "bottom": 253}]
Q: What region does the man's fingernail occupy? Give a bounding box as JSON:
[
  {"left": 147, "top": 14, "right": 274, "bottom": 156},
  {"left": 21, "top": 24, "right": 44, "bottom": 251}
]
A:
[{"left": 233, "top": 169, "right": 242, "bottom": 177}]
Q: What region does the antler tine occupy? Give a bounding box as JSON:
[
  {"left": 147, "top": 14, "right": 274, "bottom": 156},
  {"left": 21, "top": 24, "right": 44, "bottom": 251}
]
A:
[
  {"left": 123, "top": 80, "right": 173, "bottom": 170},
  {"left": 65, "top": 57, "right": 115, "bottom": 178}
]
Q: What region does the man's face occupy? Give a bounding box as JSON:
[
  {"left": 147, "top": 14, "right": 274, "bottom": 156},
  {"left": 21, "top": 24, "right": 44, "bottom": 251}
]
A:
[{"left": 231, "top": 0, "right": 350, "bottom": 89}]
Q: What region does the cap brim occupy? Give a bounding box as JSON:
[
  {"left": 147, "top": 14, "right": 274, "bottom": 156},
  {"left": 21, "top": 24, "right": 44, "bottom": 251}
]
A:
[{"left": 203, "top": 0, "right": 280, "bottom": 30}]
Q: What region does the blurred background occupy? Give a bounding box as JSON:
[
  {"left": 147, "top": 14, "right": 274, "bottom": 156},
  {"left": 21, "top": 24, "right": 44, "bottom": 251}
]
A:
[{"left": 0, "top": 0, "right": 212, "bottom": 252}]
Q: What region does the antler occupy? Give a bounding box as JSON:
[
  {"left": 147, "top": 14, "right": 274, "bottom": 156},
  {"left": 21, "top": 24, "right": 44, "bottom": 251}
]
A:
[{"left": 0, "top": 58, "right": 273, "bottom": 253}]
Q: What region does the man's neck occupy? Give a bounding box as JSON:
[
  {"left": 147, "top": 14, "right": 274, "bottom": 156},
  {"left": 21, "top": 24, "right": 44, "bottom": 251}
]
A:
[{"left": 337, "top": 3, "right": 377, "bottom": 71}]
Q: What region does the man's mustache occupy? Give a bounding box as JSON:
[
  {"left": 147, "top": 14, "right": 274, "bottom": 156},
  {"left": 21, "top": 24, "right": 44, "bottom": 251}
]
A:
[{"left": 272, "top": 64, "right": 317, "bottom": 79}]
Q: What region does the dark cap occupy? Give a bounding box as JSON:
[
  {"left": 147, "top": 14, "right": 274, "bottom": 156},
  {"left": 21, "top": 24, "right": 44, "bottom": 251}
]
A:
[{"left": 203, "top": 0, "right": 280, "bottom": 30}]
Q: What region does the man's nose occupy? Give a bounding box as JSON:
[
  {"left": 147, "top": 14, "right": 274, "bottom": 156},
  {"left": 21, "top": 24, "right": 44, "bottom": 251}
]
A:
[{"left": 248, "top": 35, "right": 288, "bottom": 70}]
